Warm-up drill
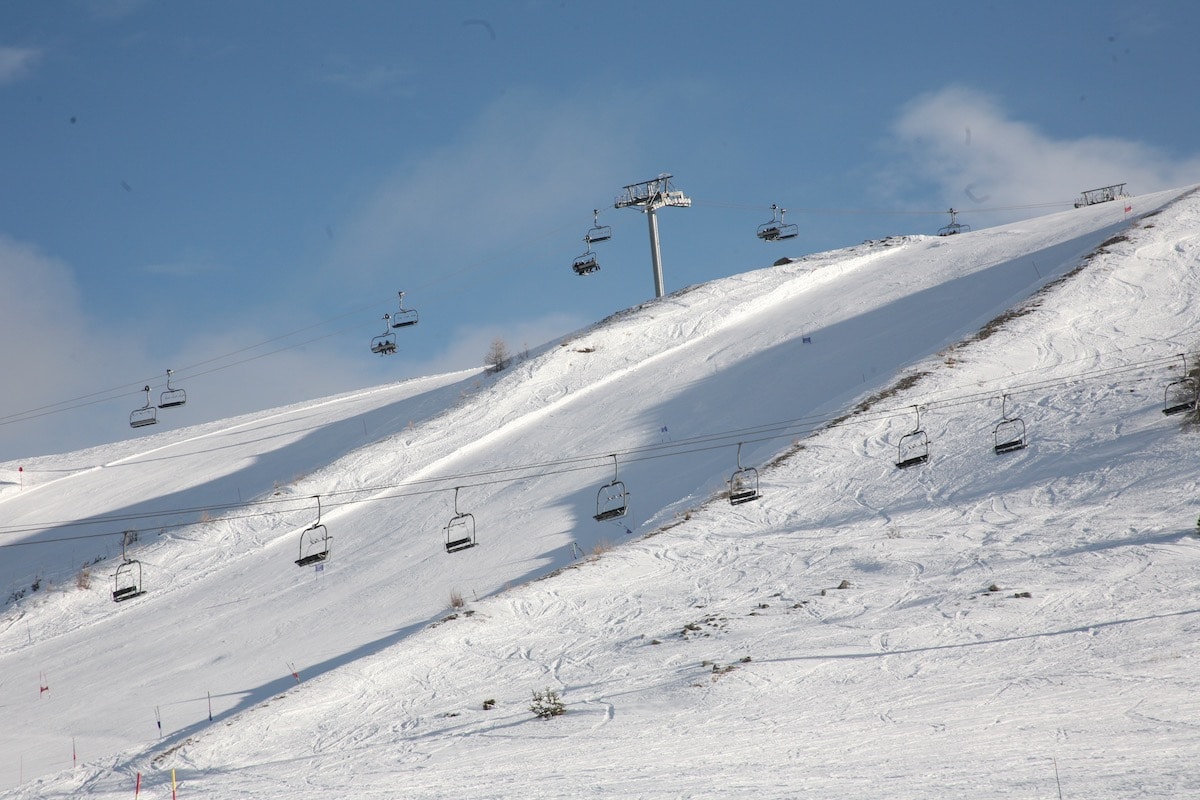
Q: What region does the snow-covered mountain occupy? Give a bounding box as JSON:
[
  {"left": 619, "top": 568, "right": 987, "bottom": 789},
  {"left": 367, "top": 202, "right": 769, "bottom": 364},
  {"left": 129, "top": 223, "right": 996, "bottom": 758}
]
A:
[{"left": 3, "top": 186, "right": 1200, "bottom": 798}]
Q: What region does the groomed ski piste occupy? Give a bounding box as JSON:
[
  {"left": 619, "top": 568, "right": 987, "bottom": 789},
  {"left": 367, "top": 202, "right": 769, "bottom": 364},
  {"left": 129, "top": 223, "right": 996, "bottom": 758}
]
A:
[{"left": 3, "top": 185, "right": 1200, "bottom": 798}]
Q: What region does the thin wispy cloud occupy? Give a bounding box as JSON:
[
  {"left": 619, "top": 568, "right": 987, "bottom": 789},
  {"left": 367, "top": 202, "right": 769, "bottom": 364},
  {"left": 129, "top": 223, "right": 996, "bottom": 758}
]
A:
[
  {"left": 326, "top": 87, "right": 646, "bottom": 284},
  {"left": 881, "top": 86, "right": 1200, "bottom": 217},
  {"left": 317, "top": 57, "right": 418, "bottom": 97},
  {"left": 0, "top": 46, "right": 41, "bottom": 84}
]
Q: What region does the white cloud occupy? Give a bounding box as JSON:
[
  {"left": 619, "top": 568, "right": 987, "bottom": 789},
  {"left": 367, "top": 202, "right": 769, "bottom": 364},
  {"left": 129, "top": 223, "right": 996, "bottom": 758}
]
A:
[
  {"left": 0, "top": 46, "right": 41, "bottom": 84},
  {"left": 317, "top": 58, "right": 417, "bottom": 97},
  {"left": 0, "top": 235, "right": 148, "bottom": 458},
  {"left": 881, "top": 86, "right": 1200, "bottom": 217},
  {"left": 326, "top": 87, "right": 646, "bottom": 282}
]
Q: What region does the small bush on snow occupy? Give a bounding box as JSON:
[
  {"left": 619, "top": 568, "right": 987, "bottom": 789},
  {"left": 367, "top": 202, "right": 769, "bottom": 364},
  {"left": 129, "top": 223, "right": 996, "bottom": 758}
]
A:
[{"left": 529, "top": 688, "right": 565, "bottom": 719}]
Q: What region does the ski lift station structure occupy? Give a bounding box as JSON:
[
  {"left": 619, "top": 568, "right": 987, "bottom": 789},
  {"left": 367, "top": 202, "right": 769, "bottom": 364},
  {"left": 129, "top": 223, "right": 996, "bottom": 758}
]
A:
[
  {"left": 1074, "top": 183, "right": 1128, "bottom": 208},
  {"left": 614, "top": 173, "right": 691, "bottom": 298}
]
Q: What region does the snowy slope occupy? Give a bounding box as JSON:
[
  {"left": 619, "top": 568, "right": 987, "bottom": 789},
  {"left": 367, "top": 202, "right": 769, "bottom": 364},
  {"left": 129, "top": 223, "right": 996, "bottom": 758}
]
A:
[{"left": 3, "top": 186, "right": 1200, "bottom": 798}]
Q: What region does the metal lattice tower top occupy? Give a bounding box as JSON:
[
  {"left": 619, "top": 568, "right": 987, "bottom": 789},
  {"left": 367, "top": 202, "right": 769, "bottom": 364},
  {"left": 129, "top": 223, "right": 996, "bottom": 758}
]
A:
[
  {"left": 614, "top": 173, "right": 691, "bottom": 298},
  {"left": 614, "top": 173, "right": 692, "bottom": 212}
]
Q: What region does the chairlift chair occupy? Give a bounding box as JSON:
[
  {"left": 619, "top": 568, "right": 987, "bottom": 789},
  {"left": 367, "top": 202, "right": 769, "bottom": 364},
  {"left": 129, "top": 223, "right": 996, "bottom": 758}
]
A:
[
  {"left": 895, "top": 405, "right": 930, "bottom": 469},
  {"left": 993, "top": 394, "right": 1027, "bottom": 454},
  {"left": 572, "top": 243, "right": 600, "bottom": 276},
  {"left": 584, "top": 208, "right": 612, "bottom": 244},
  {"left": 295, "top": 495, "right": 332, "bottom": 567},
  {"left": 756, "top": 204, "right": 798, "bottom": 242},
  {"left": 112, "top": 533, "right": 146, "bottom": 602},
  {"left": 937, "top": 208, "right": 970, "bottom": 236},
  {"left": 370, "top": 314, "right": 398, "bottom": 355},
  {"left": 1162, "top": 353, "right": 1198, "bottom": 416},
  {"left": 112, "top": 560, "right": 145, "bottom": 602},
  {"left": 444, "top": 487, "right": 477, "bottom": 553},
  {"left": 728, "top": 443, "right": 760, "bottom": 505},
  {"left": 129, "top": 386, "right": 158, "bottom": 429},
  {"left": 594, "top": 455, "right": 628, "bottom": 521},
  {"left": 158, "top": 369, "right": 187, "bottom": 409},
  {"left": 391, "top": 291, "right": 419, "bottom": 328}
]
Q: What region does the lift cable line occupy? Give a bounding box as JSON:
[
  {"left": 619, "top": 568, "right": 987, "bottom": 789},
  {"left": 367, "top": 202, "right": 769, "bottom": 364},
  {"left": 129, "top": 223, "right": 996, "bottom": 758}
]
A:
[
  {"left": 691, "top": 198, "right": 1077, "bottom": 217},
  {"left": 0, "top": 350, "right": 1185, "bottom": 537},
  {"left": 0, "top": 216, "right": 581, "bottom": 431},
  {"left": 1, "top": 349, "right": 1188, "bottom": 549},
  {"left": 0, "top": 188, "right": 1133, "bottom": 432},
  {"left": 614, "top": 173, "right": 692, "bottom": 298}
]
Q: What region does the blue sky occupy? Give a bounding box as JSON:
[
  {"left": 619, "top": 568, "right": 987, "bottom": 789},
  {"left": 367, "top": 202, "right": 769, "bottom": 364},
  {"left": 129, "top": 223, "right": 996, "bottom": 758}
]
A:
[{"left": 2, "top": 0, "right": 1199, "bottom": 459}]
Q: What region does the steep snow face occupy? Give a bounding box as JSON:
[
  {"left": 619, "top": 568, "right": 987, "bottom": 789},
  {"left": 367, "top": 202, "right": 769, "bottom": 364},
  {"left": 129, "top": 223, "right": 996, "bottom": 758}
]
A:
[{"left": 3, "top": 187, "right": 1200, "bottom": 798}]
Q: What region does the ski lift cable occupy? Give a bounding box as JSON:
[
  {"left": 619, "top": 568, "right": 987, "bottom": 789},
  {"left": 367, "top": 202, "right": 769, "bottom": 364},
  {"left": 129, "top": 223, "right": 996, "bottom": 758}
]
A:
[
  {"left": 1, "top": 347, "right": 1188, "bottom": 545},
  {"left": 0, "top": 217, "right": 582, "bottom": 430},
  {"left": 0, "top": 347, "right": 1186, "bottom": 534},
  {"left": 0, "top": 186, "right": 1157, "bottom": 432},
  {"left": 690, "top": 197, "right": 1077, "bottom": 216}
]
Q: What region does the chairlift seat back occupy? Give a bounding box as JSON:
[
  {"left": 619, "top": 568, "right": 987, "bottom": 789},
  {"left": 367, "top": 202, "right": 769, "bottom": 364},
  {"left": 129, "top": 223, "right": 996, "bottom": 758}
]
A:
[
  {"left": 158, "top": 389, "right": 187, "bottom": 409},
  {"left": 392, "top": 309, "right": 419, "bottom": 328},
  {"left": 896, "top": 430, "right": 929, "bottom": 469},
  {"left": 445, "top": 513, "right": 476, "bottom": 553},
  {"left": 594, "top": 480, "right": 628, "bottom": 521}
]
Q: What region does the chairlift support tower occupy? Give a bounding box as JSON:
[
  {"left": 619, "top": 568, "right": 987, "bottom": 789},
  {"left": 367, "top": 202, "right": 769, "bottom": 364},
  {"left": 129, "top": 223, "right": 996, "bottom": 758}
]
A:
[{"left": 614, "top": 173, "right": 691, "bottom": 298}]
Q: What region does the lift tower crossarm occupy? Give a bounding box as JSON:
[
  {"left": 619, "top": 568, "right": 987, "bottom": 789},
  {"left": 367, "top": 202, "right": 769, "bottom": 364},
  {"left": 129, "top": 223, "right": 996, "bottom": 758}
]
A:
[{"left": 613, "top": 173, "right": 691, "bottom": 298}]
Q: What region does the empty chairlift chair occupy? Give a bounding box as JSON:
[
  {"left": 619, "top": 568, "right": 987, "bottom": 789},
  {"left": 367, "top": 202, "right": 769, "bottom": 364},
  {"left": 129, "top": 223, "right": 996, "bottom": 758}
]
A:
[
  {"left": 895, "top": 406, "right": 930, "bottom": 469},
  {"left": 129, "top": 385, "right": 158, "bottom": 429},
  {"left": 112, "top": 532, "right": 146, "bottom": 602},
  {"left": 1162, "top": 353, "right": 1198, "bottom": 416},
  {"left": 391, "top": 291, "right": 419, "bottom": 329},
  {"left": 728, "top": 442, "right": 761, "bottom": 505},
  {"left": 993, "top": 394, "right": 1027, "bottom": 455},
  {"left": 585, "top": 208, "right": 612, "bottom": 244},
  {"left": 295, "top": 496, "right": 332, "bottom": 567},
  {"left": 756, "top": 204, "right": 798, "bottom": 242},
  {"left": 158, "top": 369, "right": 187, "bottom": 409},
  {"left": 594, "top": 455, "right": 629, "bottom": 521},
  {"left": 444, "top": 487, "right": 477, "bottom": 553}
]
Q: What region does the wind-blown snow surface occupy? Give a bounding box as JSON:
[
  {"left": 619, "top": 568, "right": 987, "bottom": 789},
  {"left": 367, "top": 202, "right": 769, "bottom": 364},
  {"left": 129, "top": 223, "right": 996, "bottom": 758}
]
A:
[{"left": 4, "top": 187, "right": 1200, "bottom": 797}]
